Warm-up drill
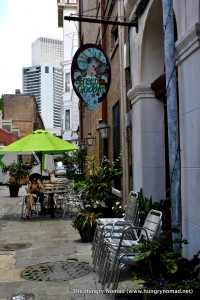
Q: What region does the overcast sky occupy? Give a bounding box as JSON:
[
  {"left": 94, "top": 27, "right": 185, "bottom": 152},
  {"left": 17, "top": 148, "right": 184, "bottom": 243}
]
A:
[{"left": 0, "top": 0, "right": 63, "bottom": 96}]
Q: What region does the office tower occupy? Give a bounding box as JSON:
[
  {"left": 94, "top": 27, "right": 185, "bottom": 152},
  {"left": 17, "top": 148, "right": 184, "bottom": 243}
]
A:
[
  {"left": 23, "top": 38, "right": 63, "bottom": 135},
  {"left": 32, "top": 37, "right": 63, "bottom": 68},
  {"left": 23, "top": 65, "right": 63, "bottom": 131}
]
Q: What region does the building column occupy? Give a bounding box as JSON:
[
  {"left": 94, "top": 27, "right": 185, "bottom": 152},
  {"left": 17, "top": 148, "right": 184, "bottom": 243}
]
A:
[
  {"left": 128, "top": 84, "right": 166, "bottom": 201},
  {"left": 176, "top": 23, "right": 200, "bottom": 258}
]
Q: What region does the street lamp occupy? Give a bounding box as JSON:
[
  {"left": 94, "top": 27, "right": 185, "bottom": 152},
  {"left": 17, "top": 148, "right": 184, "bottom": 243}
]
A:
[
  {"left": 78, "top": 140, "right": 86, "bottom": 150},
  {"left": 86, "top": 132, "right": 95, "bottom": 146},
  {"left": 97, "top": 119, "right": 109, "bottom": 139}
]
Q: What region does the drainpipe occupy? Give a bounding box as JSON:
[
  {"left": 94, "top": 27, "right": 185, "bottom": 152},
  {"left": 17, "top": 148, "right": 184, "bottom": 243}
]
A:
[
  {"left": 101, "top": 0, "right": 108, "bottom": 157},
  {"left": 162, "top": 0, "right": 182, "bottom": 249},
  {"left": 118, "top": 1, "right": 129, "bottom": 203},
  {"left": 78, "top": 0, "right": 83, "bottom": 142}
]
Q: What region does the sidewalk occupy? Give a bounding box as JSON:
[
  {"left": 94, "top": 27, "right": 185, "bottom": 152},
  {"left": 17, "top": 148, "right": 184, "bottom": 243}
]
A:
[{"left": 0, "top": 186, "right": 136, "bottom": 300}]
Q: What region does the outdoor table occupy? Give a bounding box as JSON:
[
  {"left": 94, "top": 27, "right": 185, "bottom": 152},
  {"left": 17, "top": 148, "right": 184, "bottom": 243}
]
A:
[
  {"left": 43, "top": 189, "right": 69, "bottom": 218},
  {"left": 43, "top": 183, "right": 67, "bottom": 191}
]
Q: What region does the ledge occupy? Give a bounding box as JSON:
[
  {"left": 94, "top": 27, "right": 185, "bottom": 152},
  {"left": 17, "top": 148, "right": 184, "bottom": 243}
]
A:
[{"left": 112, "top": 188, "right": 122, "bottom": 198}]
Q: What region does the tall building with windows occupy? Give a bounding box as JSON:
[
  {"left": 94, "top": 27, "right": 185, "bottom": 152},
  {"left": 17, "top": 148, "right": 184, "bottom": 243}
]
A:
[
  {"left": 57, "top": 0, "right": 79, "bottom": 143},
  {"left": 22, "top": 37, "right": 63, "bottom": 136},
  {"left": 32, "top": 37, "right": 63, "bottom": 68}
]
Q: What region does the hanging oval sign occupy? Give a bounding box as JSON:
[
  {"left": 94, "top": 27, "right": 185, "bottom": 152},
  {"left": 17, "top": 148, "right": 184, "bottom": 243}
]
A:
[{"left": 71, "top": 44, "right": 111, "bottom": 111}]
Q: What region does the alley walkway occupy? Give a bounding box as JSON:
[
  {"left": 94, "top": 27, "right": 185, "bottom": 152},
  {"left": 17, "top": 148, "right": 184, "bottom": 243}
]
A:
[{"left": 0, "top": 186, "right": 136, "bottom": 300}]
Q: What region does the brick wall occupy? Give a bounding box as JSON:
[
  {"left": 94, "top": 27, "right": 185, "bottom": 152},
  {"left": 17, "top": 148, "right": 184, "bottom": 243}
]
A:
[
  {"left": 79, "top": 0, "right": 121, "bottom": 163},
  {"left": 3, "top": 94, "right": 45, "bottom": 137}
]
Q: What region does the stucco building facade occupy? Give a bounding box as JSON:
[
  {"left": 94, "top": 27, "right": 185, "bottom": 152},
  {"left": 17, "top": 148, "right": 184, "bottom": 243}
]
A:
[{"left": 125, "top": 0, "right": 200, "bottom": 258}]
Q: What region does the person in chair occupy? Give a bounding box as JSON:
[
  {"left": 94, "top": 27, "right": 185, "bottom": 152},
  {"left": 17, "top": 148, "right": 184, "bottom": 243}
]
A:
[{"left": 24, "top": 176, "right": 45, "bottom": 219}]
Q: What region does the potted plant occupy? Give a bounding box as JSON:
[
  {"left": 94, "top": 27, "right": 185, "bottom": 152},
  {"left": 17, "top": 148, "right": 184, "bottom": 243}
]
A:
[
  {"left": 72, "top": 211, "right": 101, "bottom": 242},
  {"left": 77, "top": 155, "right": 122, "bottom": 217},
  {"left": 132, "top": 230, "right": 200, "bottom": 299},
  {"left": 1, "top": 161, "right": 30, "bottom": 197}
]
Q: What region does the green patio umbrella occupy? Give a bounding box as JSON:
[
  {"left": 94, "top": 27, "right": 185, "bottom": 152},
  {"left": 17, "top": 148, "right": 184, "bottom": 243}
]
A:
[{"left": 0, "top": 129, "right": 79, "bottom": 178}]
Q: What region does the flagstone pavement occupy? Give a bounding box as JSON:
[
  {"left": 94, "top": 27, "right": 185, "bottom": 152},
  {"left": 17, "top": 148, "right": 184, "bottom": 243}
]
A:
[{"left": 0, "top": 185, "right": 141, "bottom": 300}]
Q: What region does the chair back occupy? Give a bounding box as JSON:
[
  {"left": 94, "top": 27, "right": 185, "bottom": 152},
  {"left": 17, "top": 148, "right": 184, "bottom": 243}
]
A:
[
  {"left": 124, "top": 191, "right": 140, "bottom": 226},
  {"left": 139, "top": 209, "right": 162, "bottom": 241}
]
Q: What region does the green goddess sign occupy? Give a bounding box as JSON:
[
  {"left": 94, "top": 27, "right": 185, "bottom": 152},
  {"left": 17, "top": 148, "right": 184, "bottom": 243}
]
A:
[{"left": 71, "top": 44, "right": 111, "bottom": 111}]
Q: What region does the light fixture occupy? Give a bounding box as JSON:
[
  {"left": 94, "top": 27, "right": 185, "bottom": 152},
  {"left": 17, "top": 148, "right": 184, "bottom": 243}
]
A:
[
  {"left": 86, "top": 132, "right": 94, "bottom": 146},
  {"left": 97, "top": 119, "right": 109, "bottom": 139},
  {"left": 78, "top": 140, "right": 86, "bottom": 150}
]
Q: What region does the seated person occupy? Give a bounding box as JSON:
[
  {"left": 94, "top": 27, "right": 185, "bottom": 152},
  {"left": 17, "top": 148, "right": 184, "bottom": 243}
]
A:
[{"left": 24, "top": 176, "right": 45, "bottom": 219}]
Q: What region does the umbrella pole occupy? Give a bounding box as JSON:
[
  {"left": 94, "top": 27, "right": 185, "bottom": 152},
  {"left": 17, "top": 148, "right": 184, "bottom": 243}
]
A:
[{"left": 38, "top": 152, "right": 43, "bottom": 181}]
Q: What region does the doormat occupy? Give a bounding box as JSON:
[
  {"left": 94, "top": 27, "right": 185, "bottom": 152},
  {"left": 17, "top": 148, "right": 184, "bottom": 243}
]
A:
[
  {"left": 0, "top": 243, "right": 32, "bottom": 251},
  {"left": 20, "top": 260, "right": 92, "bottom": 282}
]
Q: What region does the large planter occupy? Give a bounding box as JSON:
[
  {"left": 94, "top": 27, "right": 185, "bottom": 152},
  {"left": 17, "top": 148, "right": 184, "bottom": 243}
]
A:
[
  {"left": 78, "top": 225, "right": 96, "bottom": 242},
  {"left": 9, "top": 185, "right": 20, "bottom": 197}
]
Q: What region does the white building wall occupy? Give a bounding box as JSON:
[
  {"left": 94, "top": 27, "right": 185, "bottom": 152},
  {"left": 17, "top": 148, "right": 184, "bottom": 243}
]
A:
[
  {"left": 176, "top": 23, "right": 200, "bottom": 258},
  {"left": 58, "top": 2, "right": 79, "bottom": 144},
  {"left": 126, "top": 0, "right": 166, "bottom": 202},
  {"left": 126, "top": 0, "right": 200, "bottom": 258},
  {"left": 128, "top": 85, "right": 166, "bottom": 201},
  {"left": 40, "top": 65, "right": 54, "bottom": 128}
]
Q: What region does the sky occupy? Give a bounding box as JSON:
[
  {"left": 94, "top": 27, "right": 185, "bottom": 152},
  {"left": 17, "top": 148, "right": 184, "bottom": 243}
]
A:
[{"left": 0, "top": 0, "right": 63, "bottom": 96}]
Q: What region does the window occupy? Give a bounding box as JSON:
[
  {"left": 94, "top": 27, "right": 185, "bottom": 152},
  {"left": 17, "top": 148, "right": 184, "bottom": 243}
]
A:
[
  {"left": 113, "top": 103, "right": 121, "bottom": 190},
  {"left": 12, "top": 129, "right": 19, "bottom": 136},
  {"left": 112, "top": 26, "right": 118, "bottom": 44},
  {"left": 68, "top": 0, "right": 77, "bottom": 3},
  {"left": 110, "top": 25, "right": 119, "bottom": 58},
  {"left": 65, "top": 110, "right": 70, "bottom": 130},
  {"left": 65, "top": 73, "right": 70, "bottom": 93},
  {"left": 2, "top": 124, "right": 11, "bottom": 132},
  {"left": 45, "top": 66, "right": 49, "bottom": 73}
]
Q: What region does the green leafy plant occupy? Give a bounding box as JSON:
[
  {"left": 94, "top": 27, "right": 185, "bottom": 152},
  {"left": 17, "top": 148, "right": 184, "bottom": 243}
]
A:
[
  {"left": 0, "top": 94, "right": 4, "bottom": 111},
  {"left": 73, "top": 180, "right": 90, "bottom": 201},
  {"left": 112, "top": 201, "right": 125, "bottom": 217},
  {"left": 132, "top": 230, "right": 200, "bottom": 297},
  {"left": 137, "top": 188, "right": 171, "bottom": 230},
  {"left": 137, "top": 188, "right": 152, "bottom": 224},
  {"left": 1, "top": 161, "right": 30, "bottom": 187},
  {"left": 60, "top": 149, "right": 86, "bottom": 171},
  {"left": 82, "top": 156, "right": 122, "bottom": 215},
  {"left": 72, "top": 211, "right": 102, "bottom": 242},
  {"left": 72, "top": 211, "right": 101, "bottom": 232}
]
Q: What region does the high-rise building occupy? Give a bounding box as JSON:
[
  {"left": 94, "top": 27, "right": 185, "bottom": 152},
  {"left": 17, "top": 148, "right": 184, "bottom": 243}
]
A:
[
  {"left": 23, "top": 65, "right": 63, "bottom": 131},
  {"left": 32, "top": 37, "right": 63, "bottom": 68},
  {"left": 22, "top": 37, "right": 63, "bottom": 136},
  {"left": 57, "top": 0, "right": 79, "bottom": 143}
]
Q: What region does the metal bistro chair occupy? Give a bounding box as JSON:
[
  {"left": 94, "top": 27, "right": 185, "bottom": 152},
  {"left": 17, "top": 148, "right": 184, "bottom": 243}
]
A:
[
  {"left": 63, "top": 188, "right": 85, "bottom": 218},
  {"left": 100, "top": 210, "right": 163, "bottom": 297},
  {"left": 92, "top": 191, "right": 139, "bottom": 271},
  {"left": 21, "top": 195, "right": 41, "bottom": 219},
  {"left": 53, "top": 183, "right": 68, "bottom": 211}
]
